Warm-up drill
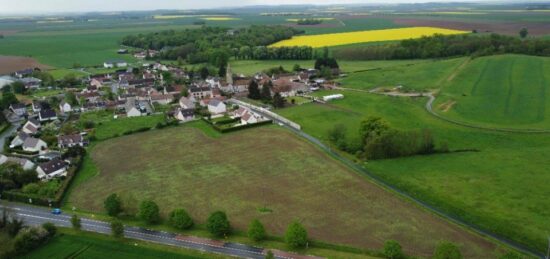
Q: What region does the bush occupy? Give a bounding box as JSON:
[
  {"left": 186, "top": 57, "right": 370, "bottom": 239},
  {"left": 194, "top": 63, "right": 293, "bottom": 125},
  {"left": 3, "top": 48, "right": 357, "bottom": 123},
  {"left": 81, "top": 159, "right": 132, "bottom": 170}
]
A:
[
  {"left": 206, "top": 211, "right": 231, "bottom": 237},
  {"left": 41, "top": 222, "right": 57, "bottom": 237},
  {"left": 13, "top": 227, "right": 50, "bottom": 255},
  {"left": 104, "top": 193, "right": 122, "bottom": 217},
  {"left": 284, "top": 221, "right": 308, "bottom": 248},
  {"left": 111, "top": 220, "right": 124, "bottom": 238},
  {"left": 6, "top": 217, "right": 25, "bottom": 237},
  {"left": 434, "top": 242, "right": 462, "bottom": 259},
  {"left": 383, "top": 240, "right": 403, "bottom": 259},
  {"left": 71, "top": 214, "right": 81, "bottom": 230},
  {"left": 247, "top": 219, "right": 266, "bottom": 242},
  {"left": 265, "top": 250, "right": 275, "bottom": 259},
  {"left": 22, "top": 183, "right": 40, "bottom": 194},
  {"left": 168, "top": 209, "right": 194, "bottom": 230},
  {"left": 138, "top": 200, "right": 160, "bottom": 224}
]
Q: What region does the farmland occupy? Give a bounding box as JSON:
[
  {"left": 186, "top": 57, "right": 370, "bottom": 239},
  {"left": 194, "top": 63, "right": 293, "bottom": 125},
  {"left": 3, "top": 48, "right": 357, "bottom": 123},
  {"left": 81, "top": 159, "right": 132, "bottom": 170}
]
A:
[
  {"left": 275, "top": 55, "right": 550, "bottom": 252},
  {"left": 269, "top": 27, "right": 468, "bottom": 48},
  {"left": 434, "top": 54, "right": 550, "bottom": 130},
  {"left": 68, "top": 123, "right": 502, "bottom": 258}
]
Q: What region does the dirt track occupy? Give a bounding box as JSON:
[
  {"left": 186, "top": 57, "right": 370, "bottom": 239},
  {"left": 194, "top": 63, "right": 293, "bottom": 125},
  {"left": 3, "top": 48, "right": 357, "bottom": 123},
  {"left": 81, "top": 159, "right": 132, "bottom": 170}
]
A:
[{"left": 0, "top": 55, "right": 51, "bottom": 75}]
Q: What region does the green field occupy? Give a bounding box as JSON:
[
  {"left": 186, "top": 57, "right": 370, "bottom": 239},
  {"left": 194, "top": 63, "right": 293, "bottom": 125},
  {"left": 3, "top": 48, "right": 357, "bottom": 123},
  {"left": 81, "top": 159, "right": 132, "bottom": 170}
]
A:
[
  {"left": 67, "top": 122, "right": 501, "bottom": 258},
  {"left": 25, "top": 229, "right": 225, "bottom": 259},
  {"left": 80, "top": 111, "right": 166, "bottom": 141},
  {"left": 434, "top": 54, "right": 550, "bottom": 129},
  {"left": 275, "top": 61, "right": 550, "bottom": 252}
]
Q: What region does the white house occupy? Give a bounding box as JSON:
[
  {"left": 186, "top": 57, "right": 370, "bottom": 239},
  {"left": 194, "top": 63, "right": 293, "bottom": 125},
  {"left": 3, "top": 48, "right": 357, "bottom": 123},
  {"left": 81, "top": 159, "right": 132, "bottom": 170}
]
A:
[
  {"left": 174, "top": 108, "right": 195, "bottom": 122},
  {"left": 58, "top": 134, "right": 88, "bottom": 149},
  {"left": 150, "top": 94, "right": 174, "bottom": 105},
  {"left": 104, "top": 60, "right": 128, "bottom": 68},
  {"left": 179, "top": 96, "right": 195, "bottom": 109},
  {"left": 0, "top": 155, "right": 35, "bottom": 170},
  {"left": 240, "top": 111, "right": 259, "bottom": 125},
  {"left": 9, "top": 103, "right": 27, "bottom": 117},
  {"left": 36, "top": 159, "right": 67, "bottom": 180},
  {"left": 59, "top": 101, "right": 72, "bottom": 114},
  {"left": 22, "top": 137, "right": 47, "bottom": 153},
  {"left": 21, "top": 118, "right": 41, "bottom": 135},
  {"left": 10, "top": 132, "right": 30, "bottom": 148},
  {"left": 38, "top": 109, "right": 57, "bottom": 122},
  {"left": 207, "top": 99, "right": 226, "bottom": 114},
  {"left": 125, "top": 97, "right": 151, "bottom": 117}
]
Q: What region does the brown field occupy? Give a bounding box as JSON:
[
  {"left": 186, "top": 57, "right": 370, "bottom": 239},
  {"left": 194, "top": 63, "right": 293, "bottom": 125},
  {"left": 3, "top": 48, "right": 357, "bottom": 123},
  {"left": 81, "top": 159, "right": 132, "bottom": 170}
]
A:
[
  {"left": 0, "top": 55, "right": 51, "bottom": 75},
  {"left": 0, "top": 30, "right": 18, "bottom": 36},
  {"left": 393, "top": 18, "right": 550, "bottom": 35},
  {"left": 69, "top": 126, "right": 502, "bottom": 258}
]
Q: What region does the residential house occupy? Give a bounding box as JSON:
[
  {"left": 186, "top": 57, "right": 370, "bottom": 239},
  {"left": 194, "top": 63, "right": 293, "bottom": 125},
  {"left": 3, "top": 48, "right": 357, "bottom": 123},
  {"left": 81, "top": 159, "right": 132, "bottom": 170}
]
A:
[
  {"left": 32, "top": 101, "right": 49, "bottom": 113},
  {"left": 240, "top": 111, "right": 259, "bottom": 125},
  {"left": 104, "top": 60, "right": 128, "bottom": 68},
  {"left": 272, "top": 76, "right": 309, "bottom": 97},
  {"left": 14, "top": 68, "right": 34, "bottom": 78},
  {"left": 59, "top": 101, "right": 72, "bottom": 115},
  {"left": 125, "top": 97, "right": 151, "bottom": 117},
  {"left": 0, "top": 76, "right": 16, "bottom": 89},
  {"left": 22, "top": 137, "right": 47, "bottom": 153},
  {"left": 18, "top": 77, "right": 42, "bottom": 89},
  {"left": 174, "top": 108, "right": 195, "bottom": 122},
  {"left": 207, "top": 99, "right": 226, "bottom": 114},
  {"left": 21, "top": 118, "right": 41, "bottom": 135},
  {"left": 36, "top": 158, "right": 67, "bottom": 180},
  {"left": 58, "top": 134, "right": 87, "bottom": 149},
  {"left": 189, "top": 85, "right": 212, "bottom": 100},
  {"left": 150, "top": 94, "right": 174, "bottom": 105},
  {"left": 0, "top": 155, "right": 35, "bottom": 170},
  {"left": 10, "top": 132, "right": 30, "bottom": 148},
  {"left": 179, "top": 96, "right": 195, "bottom": 109},
  {"left": 9, "top": 103, "right": 27, "bottom": 117},
  {"left": 38, "top": 109, "right": 57, "bottom": 122}
]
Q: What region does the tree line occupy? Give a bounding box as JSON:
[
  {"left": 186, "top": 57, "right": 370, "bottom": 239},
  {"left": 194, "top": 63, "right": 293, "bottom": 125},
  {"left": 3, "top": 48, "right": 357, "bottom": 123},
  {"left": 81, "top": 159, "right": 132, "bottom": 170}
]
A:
[{"left": 333, "top": 33, "right": 550, "bottom": 60}]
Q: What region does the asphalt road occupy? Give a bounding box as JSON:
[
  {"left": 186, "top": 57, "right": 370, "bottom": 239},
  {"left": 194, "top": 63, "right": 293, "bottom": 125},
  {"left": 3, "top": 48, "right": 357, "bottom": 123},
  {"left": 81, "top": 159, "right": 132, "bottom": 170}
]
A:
[{"left": 0, "top": 202, "right": 319, "bottom": 259}]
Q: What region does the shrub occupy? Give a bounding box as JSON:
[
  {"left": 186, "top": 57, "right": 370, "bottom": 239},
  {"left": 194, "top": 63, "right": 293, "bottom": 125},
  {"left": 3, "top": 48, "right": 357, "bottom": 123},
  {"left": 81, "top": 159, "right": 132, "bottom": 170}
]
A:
[
  {"left": 41, "top": 222, "right": 57, "bottom": 237},
  {"left": 6, "top": 217, "right": 25, "bottom": 237},
  {"left": 138, "top": 200, "right": 160, "bottom": 224},
  {"left": 206, "top": 211, "right": 231, "bottom": 237},
  {"left": 104, "top": 193, "right": 122, "bottom": 217},
  {"left": 284, "top": 221, "right": 308, "bottom": 248},
  {"left": 265, "top": 250, "right": 275, "bottom": 259},
  {"left": 71, "top": 214, "right": 81, "bottom": 230},
  {"left": 434, "top": 242, "right": 462, "bottom": 259},
  {"left": 13, "top": 227, "right": 50, "bottom": 254},
  {"left": 383, "top": 240, "right": 403, "bottom": 259},
  {"left": 247, "top": 219, "right": 267, "bottom": 242},
  {"left": 168, "top": 209, "right": 194, "bottom": 230},
  {"left": 111, "top": 220, "right": 124, "bottom": 238},
  {"left": 22, "top": 183, "right": 40, "bottom": 194}
]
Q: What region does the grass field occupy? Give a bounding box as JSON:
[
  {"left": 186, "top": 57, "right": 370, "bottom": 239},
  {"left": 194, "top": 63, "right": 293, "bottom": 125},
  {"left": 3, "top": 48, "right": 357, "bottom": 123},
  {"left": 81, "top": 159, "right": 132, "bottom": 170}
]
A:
[
  {"left": 276, "top": 86, "right": 550, "bottom": 252},
  {"left": 270, "top": 27, "right": 468, "bottom": 48},
  {"left": 434, "top": 54, "right": 550, "bottom": 129},
  {"left": 67, "top": 123, "right": 501, "bottom": 258},
  {"left": 25, "top": 229, "right": 225, "bottom": 259},
  {"left": 79, "top": 111, "right": 166, "bottom": 141}
]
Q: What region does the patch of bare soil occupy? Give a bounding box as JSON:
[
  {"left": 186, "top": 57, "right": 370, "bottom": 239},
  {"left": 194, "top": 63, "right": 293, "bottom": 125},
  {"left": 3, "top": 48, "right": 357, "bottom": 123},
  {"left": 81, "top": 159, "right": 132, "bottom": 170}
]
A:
[
  {"left": 438, "top": 100, "right": 457, "bottom": 112},
  {"left": 393, "top": 18, "right": 550, "bottom": 36},
  {"left": 0, "top": 55, "right": 51, "bottom": 75},
  {"left": 0, "top": 30, "right": 18, "bottom": 36}
]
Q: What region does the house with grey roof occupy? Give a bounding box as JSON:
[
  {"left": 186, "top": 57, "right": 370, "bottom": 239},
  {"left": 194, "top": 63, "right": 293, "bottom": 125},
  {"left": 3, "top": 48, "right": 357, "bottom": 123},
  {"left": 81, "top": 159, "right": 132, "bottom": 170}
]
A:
[
  {"left": 38, "top": 109, "right": 57, "bottom": 122},
  {"left": 22, "top": 137, "right": 47, "bottom": 153},
  {"left": 58, "top": 134, "right": 88, "bottom": 149},
  {"left": 207, "top": 99, "right": 226, "bottom": 115},
  {"left": 9, "top": 103, "right": 27, "bottom": 117},
  {"left": 21, "top": 118, "right": 41, "bottom": 135},
  {"left": 36, "top": 158, "right": 67, "bottom": 180},
  {"left": 10, "top": 132, "right": 30, "bottom": 148},
  {"left": 0, "top": 155, "right": 35, "bottom": 171}
]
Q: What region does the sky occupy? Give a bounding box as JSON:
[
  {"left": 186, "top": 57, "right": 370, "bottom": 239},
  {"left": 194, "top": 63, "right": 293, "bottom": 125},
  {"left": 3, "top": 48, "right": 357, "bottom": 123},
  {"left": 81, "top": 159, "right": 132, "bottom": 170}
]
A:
[{"left": 0, "top": 0, "right": 511, "bottom": 14}]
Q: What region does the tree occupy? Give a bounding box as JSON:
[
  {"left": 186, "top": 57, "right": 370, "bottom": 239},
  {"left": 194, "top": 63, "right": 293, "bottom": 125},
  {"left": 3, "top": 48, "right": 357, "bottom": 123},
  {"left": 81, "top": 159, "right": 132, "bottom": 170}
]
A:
[
  {"left": 65, "top": 92, "right": 78, "bottom": 105},
  {"left": 0, "top": 91, "right": 18, "bottom": 110},
  {"left": 519, "top": 28, "right": 528, "bottom": 39},
  {"left": 169, "top": 209, "right": 194, "bottom": 230},
  {"left": 71, "top": 214, "right": 81, "bottom": 230},
  {"left": 293, "top": 64, "right": 302, "bottom": 72},
  {"left": 111, "top": 220, "right": 124, "bottom": 238},
  {"left": 272, "top": 93, "right": 286, "bottom": 108},
  {"left": 42, "top": 222, "right": 57, "bottom": 237},
  {"left": 265, "top": 250, "right": 275, "bottom": 259},
  {"left": 434, "top": 242, "right": 462, "bottom": 259},
  {"left": 359, "top": 116, "right": 390, "bottom": 144},
  {"left": 383, "top": 240, "right": 403, "bottom": 259},
  {"left": 104, "top": 193, "right": 122, "bottom": 217},
  {"left": 248, "top": 80, "right": 261, "bottom": 100},
  {"left": 261, "top": 83, "right": 272, "bottom": 101},
  {"left": 138, "top": 200, "right": 160, "bottom": 224},
  {"left": 199, "top": 66, "right": 210, "bottom": 80},
  {"left": 284, "top": 221, "right": 307, "bottom": 248},
  {"left": 10, "top": 82, "right": 26, "bottom": 94},
  {"left": 247, "top": 219, "right": 266, "bottom": 242},
  {"left": 206, "top": 211, "right": 231, "bottom": 237},
  {"left": 6, "top": 217, "right": 25, "bottom": 237}
]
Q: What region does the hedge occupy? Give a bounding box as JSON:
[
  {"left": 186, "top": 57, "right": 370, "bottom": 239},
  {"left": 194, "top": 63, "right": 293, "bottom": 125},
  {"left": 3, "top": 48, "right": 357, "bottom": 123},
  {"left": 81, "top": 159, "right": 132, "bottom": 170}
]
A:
[
  {"left": 203, "top": 117, "right": 272, "bottom": 133},
  {"left": 1, "top": 155, "right": 84, "bottom": 208}
]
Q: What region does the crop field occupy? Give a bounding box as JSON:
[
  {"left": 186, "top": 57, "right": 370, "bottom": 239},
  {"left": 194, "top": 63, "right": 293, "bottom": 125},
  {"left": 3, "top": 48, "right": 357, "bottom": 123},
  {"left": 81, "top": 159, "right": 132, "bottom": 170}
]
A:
[
  {"left": 0, "top": 55, "right": 51, "bottom": 74},
  {"left": 26, "top": 230, "right": 220, "bottom": 259},
  {"left": 434, "top": 55, "right": 550, "bottom": 129},
  {"left": 269, "top": 27, "right": 468, "bottom": 48},
  {"left": 68, "top": 123, "right": 501, "bottom": 258},
  {"left": 276, "top": 60, "right": 550, "bottom": 252},
  {"left": 337, "top": 57, "right": 467, "bottom": 91}
]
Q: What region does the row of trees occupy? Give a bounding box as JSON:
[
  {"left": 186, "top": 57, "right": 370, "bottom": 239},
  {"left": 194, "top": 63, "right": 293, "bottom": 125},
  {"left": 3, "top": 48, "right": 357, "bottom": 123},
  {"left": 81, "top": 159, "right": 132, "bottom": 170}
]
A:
[
  {"left": 328, "top": 117, "right": 443, "bottom": 160},
  {"left": 0, "top": 210, "right": 57, "bottom": 257},
  {"left": 333, "top": 33, "right": 550, "bottom": 60},
  {"left": 247, "top": 80, "right": 286, "bottom": 108},
  {"left": 296, "top": 18, "right": 323, "bottom": 25}
]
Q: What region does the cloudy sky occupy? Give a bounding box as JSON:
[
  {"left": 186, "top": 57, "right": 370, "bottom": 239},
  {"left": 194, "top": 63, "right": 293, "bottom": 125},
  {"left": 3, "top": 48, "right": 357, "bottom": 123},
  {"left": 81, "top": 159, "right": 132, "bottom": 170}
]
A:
[{"left": 0, "top": 0, "right": 504, "bottom": 14}]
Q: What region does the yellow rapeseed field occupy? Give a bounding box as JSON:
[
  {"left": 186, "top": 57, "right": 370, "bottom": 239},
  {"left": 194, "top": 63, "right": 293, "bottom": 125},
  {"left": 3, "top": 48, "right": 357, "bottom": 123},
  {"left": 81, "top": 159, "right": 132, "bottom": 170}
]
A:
[{"left": 269, "top": 27, "right": 468, "bottom": 48}]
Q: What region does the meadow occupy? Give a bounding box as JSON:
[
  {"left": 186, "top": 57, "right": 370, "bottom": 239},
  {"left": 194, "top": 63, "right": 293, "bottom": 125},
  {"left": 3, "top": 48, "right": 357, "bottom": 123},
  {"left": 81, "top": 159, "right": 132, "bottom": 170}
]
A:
[
  {"left": 67, "top": 123, "right": 501, "bottom": 258},
  {"left": 25, "top": 229, "right": 223, "bottom": 259},
  {"left": 269, "top": 27, "right": 468, "bottom": 48},
  {"left": 275, "top": 56, "right": 550, "bottom": 253},
  {"left": 79, "top": 111, "right": 165, "bottom": 141},
  {"left": 434, "top": 54, "right": 550, "bottom": 130}
]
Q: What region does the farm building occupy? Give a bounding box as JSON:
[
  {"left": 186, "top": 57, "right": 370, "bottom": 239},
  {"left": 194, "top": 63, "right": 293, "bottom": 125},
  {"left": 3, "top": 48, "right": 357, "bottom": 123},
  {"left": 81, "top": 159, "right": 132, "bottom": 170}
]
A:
[{"left": 322, "top": 94, "right": 344, "bottom": 102}]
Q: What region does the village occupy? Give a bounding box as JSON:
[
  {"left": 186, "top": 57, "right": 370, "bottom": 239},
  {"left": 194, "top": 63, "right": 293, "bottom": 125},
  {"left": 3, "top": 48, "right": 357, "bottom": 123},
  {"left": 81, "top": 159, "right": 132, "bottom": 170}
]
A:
[{"left": 0, "top": 57, "right": 342, "bottom": 184}]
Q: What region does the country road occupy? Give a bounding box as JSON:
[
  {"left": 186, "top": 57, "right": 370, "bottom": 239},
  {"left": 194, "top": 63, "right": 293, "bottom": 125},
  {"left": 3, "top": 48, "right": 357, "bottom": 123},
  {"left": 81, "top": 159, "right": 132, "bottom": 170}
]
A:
[
  {"left": 0, "top": 202, "right": 322, "bottom": 259},
  {"left": 235, "top": 99, "right": 545, "bottom": 259}
]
